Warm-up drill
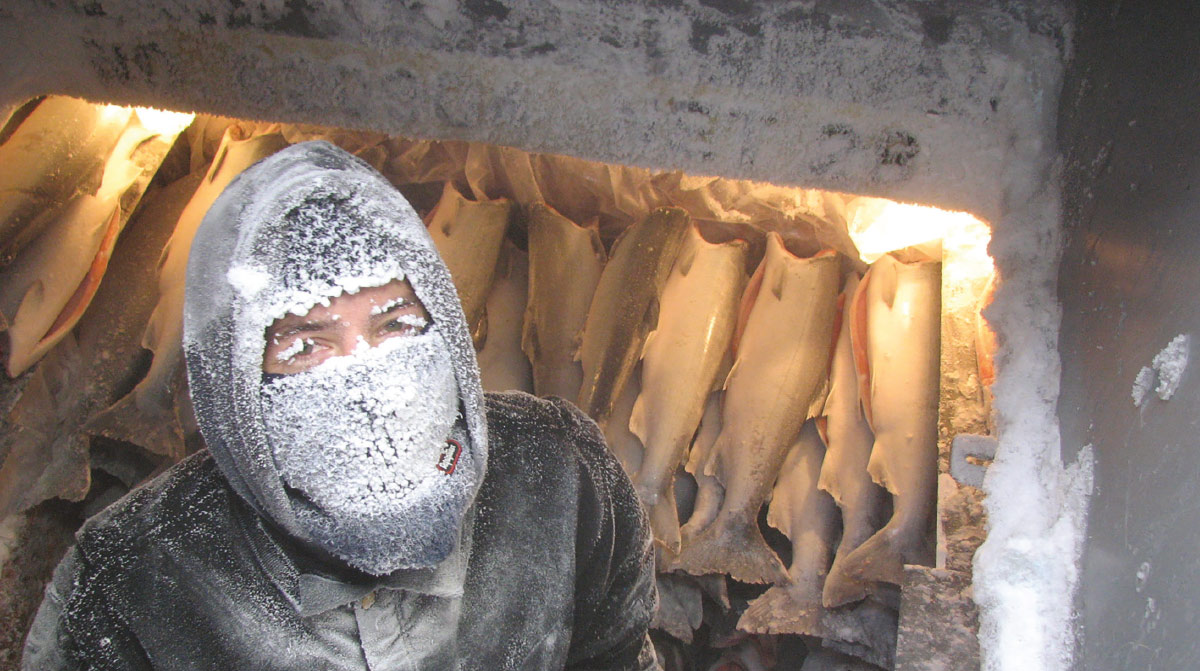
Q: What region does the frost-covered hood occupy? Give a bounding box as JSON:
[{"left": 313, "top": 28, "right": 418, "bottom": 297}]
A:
[{"left": 182, "top": 140, "right": 487, "bottom": 566}]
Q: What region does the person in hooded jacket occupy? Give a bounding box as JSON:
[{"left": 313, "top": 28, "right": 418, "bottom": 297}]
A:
[{"left": 22, "top": 141, "right": 660, "bottom": 670}]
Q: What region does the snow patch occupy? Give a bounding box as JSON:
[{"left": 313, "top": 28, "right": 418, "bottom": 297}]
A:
[{"left": 1131, "top": 334, "right": 1190, "bottom": 407}]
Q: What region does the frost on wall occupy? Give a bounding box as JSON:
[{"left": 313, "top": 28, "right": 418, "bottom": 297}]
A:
[{"left": 1132, "top": 334, "right": 1190, "bottom": 407}]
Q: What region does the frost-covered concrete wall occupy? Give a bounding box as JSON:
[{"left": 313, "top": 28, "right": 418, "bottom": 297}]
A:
[
  {"left": 0, "top": 0, "right": 1066, "bottom": 220},
  {"left": 0, "top": 1, "right": 1076, "bottom": 668},
  {"left": 1057, "top": 2, "right": 1200, "bottom": 669}
]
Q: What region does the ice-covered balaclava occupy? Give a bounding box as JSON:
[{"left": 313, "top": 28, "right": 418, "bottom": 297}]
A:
[{"left": 182, "top": 141, "right": 487, "bottom": 575}]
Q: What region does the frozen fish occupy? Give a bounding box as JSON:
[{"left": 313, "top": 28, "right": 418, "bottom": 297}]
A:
[
  {"left": 86, "top": 130, "right": 289, "bottom": 457},
  {"left": 837, "top": 253, "right": 941, "bottom": 586},
  {"left": 0, "top": 175, "right": 202, "bottom": 517},
  {"left": 629, "top": 225, "right": 747, "bottom": 552},
  {"left": 652, "top": 572, "right": 704, "bottom": 644},
  {"left": 0, "top": 124, "right": 158, "bottom": 376},
  {"left": 425, "top": 181, "right": 513, "bottom": 336},
  {"left": 521, "top": 203, "right": 605, "bottom": 400},
  {"left": 819, "top": 273, "right": 889, "bottom": 607},
  {"left": 576, "top": 207, "right": 689, "bottom": 423},
  {"left": 737, "top": 421, "right": 839, "bottom": 635},
  {"left": 0, "top": 97, "right": 133, "bottom": 264},
  {"left": 675, "top": 233, "right": 839, "bottom": 584},
  {"left": 476, "top": 240, "right": 533, "bottom": 392}
]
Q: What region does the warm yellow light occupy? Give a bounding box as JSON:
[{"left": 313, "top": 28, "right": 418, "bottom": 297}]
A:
[
  {"left": 133, "top": 107, "right": 195, "bottom": 137},
  {"left": 847, "top": 198, "right": 991, "bottom": 273}
]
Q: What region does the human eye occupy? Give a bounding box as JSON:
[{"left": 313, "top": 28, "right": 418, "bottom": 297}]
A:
[{"left": 382, "top": 313, "right": 429, "bottom": 337}]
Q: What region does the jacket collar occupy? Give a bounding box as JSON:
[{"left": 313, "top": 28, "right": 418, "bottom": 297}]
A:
[{"left": 235, "top": 490, "right": 475, "bottom": 617}]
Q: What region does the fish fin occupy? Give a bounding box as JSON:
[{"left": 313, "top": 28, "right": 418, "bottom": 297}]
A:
[
  {"left": 586, "top": 224, "right": 608, "bottom": 263},
  {"left": 649, "top": 487, "right": 683, "bottom": 554},
  {"left": 850, "top": 266, "right": 874, "bottom": 428},
  {"left": 628, "top": 390, "right": 649, "bottom": 447},
  {"left": 738, "top": 583, "right": 826, "bottom": 637},
  {"left": 520, "top": 302, "right": 538, "bottom": 361},
  {"left": 768, "top": 254, "right": 786, "bottom": 301},
  {"left": 674, "top": 514, "right": 789, "bottom": 584},
  {"left": 876, "top": 255, "right": 900, "bottom": 308},
  {"left": 807, "top": 377, "right": 831, "bottom": 421},
  {"left": 472, "top": 306, "right": 488, "bottom": 352},
  {"left": 822, "top": 560, "right": 872, "bottom": 608}
]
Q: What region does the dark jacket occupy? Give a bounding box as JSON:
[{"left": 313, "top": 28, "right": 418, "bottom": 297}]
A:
[{"left": 23, "top": 392, "right": 658, "bottom": 670}]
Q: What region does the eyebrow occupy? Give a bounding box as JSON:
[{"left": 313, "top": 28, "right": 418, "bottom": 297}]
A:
[{"left": 369, "top": 299, "right": 422, "bottom": 322}]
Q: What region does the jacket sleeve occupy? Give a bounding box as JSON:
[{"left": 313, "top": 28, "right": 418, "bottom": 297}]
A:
[
  {"left": 562, "top": 406, "right": 661, "bottom": 671},
  {"left": 22, "top": 545, "right": 153, "bottom": 671}
]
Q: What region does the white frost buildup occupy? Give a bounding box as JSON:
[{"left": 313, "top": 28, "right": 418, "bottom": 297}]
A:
[{"left": 1131, "top": 334, "right": 1190, "bottom": 407}]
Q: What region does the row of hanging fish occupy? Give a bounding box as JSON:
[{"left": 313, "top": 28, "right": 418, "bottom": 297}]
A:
[
  {"left": 427, "top": 178, "right": 944, "bottom": 669},
  {"left": 0, "top": 102, "right": 947, "bottom": 670}
]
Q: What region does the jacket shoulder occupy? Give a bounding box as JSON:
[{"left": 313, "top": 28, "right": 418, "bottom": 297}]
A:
[
  {"left": 483, "top": 390, "right": 610, "bottom": 468},
  {"left": 76, "top": 451, "right": 235, "bottom": 557}
]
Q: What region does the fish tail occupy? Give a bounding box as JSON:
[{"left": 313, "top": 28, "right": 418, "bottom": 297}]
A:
[
  {"left": 822, "top": 558, "right": 872, "bottom": 608},
  {"left": 827, "top": 522, "right": 928, "bottom": 590},
  {"left": 85, "top": 386, "right": 185, "bottom": 458},
  {"left": 737, "top": 583, "right": 824, "bottom": 636},
  {"left": 674, "top": 514, "right": 788, "bottom": 584}
]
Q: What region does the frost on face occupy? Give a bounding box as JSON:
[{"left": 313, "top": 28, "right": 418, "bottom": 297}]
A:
[
  {"left": 262, "top": 330, "right": 460, "bottom": 508},
  {"left": 183, "top": 141, "right": 489, "bottom": 574}
]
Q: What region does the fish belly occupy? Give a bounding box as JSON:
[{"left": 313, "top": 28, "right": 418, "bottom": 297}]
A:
[
  {"left": 630, "top": 228, "right": 746, "bottom": 550},
  {"left": 676, "top": 234, "right": 839, "bottom": 584}
]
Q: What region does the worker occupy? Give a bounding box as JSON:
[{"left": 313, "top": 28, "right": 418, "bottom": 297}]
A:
[{"left": 23, "top": 141, "right": 659, "bottom": 670}]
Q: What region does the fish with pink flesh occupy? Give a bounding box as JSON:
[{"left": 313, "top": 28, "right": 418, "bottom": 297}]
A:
[
  {"left": 818, "top": 273, "right": 890, "bottom": 607},
  {"left": 576, "top": 207, "right": 690, "bottom": 424},
  {"left": 629, "top": 224, "right": 747, "bottom": 553},
  {"left": 0, "top": 124, "right": 158, "bottom": 377},
  {"left": 675, "top": 232, "right": 839, "bottom": 584},
  {"left": 836, "top": 253, "right": 941, "bottom": 586},
  {"left": 86, "top": 129, "right": 289, "bottom": 457},
  {"left": 521, "top": 203, "right": 605, "bottom": 400},
  {"left": 425, "top": 181, "right": 513, "bottom": 338},
  {"left": 476, "top": 239, "right": 533, "bottom": 393},
  {"left": 0, "top": 97, "right": 133, "bottom": 265},
  {"left": 0, "top": 172, "right": 205, "bottom": 518}
]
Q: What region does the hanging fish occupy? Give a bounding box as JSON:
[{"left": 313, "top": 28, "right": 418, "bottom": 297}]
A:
[
  {"left": 835, "top": 253, "right": 941, "bottom": 587},
  {"left": 0, "top": 174, "right": 203, "bottom": 518},
  {"left": 737, "top": 420, "right": 839, "bottom": 635},
  {"left": 629, "top": 225, "right": 747, "bottom": 553},
  {"left": 675, "top": 233, "right": 839, "bottom": 585},
  {"left": 425, "top": 181, "right": 513, "bottom": 337},
  {"left": 476, "top": 239, "right": 533, "bottom": 393},
  {"left": 818, "top": 273, "right": 890, "bottom": 608},
  {"left": 576, "top": 207, "right": 690, "bottom": 423},
  {"left": 0, "top": 97, "right": 133, "bottom": 265},
  {"left": 86, "top": 129, "right": 289, "bottom": 457},
  {"left": 521, "top": 203, "right": 606, "bottom": 400},
  {"left": 0, "top": 123, "right": 159, "bottom": 377}
]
